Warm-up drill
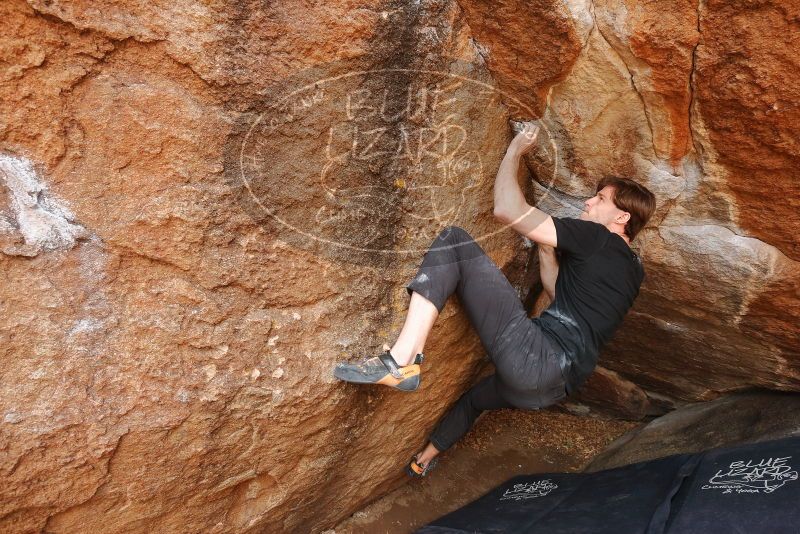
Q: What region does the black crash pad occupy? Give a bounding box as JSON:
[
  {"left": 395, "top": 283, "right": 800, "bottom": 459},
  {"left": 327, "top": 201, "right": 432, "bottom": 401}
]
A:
[
  {"left": 664, "top": 435, "right": 800, "bottom": 534},
  {"left": 417, "top": 436, "right": 800, "bottom": 534}
]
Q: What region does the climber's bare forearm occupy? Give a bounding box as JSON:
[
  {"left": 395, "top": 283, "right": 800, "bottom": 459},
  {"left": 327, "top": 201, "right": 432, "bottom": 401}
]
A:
[
  {"left": 493, "top": 133, "right": 558, "bottom": 247},
  {"left": 493, "top": 148, "right": 529, "bottom": 222}
]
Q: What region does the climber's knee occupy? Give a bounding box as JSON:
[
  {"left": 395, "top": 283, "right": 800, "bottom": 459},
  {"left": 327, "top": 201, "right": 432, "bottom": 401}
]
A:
[{"left": 439, "top": 225, "right": 472, "bottom": 243}]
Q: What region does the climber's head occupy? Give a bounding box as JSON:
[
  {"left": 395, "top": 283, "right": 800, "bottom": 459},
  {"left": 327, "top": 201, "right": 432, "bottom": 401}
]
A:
[{"left": 580, "top": 177, "right": 656, "bottom": 242}]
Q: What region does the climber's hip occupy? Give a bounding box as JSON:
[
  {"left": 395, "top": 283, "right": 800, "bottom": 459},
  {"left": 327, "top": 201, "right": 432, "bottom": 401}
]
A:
[{"left": 491, "top": 315, "right": 568, "bottom": 410}]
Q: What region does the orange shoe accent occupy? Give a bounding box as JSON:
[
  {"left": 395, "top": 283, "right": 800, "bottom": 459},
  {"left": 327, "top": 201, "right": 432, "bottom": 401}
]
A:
[
  {"left": 410, "top": 459, "right": 425, "bottom": 475},
  {"left": 375, "top": 364, "right": 420, "bottom": 387},
  {"left": 407, "top": 455, "right": 437, "bottom": 477}
]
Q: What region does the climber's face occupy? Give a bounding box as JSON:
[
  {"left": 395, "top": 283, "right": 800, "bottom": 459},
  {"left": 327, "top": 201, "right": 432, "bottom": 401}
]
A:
[{"left": 580, "top": 185, "right": 629, "bottom": 229}]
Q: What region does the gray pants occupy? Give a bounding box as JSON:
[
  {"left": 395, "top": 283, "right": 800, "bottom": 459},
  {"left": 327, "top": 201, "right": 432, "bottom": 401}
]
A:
[{"left": 405, "top": 226, "right": 568, "bottom": 452}]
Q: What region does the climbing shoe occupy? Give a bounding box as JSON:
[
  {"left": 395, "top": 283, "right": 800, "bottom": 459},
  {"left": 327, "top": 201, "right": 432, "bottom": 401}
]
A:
[
  {"left": 406, "top": 455, "right": 438, "bottom": 477},
  {"left": 333, "top": 348, "right": 424, "bottom": 392}
]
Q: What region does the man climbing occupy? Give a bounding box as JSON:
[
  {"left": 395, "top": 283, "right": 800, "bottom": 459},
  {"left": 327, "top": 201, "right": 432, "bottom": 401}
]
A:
[{"left": 333, "top": 123, "right": 656, "bottom": 477}]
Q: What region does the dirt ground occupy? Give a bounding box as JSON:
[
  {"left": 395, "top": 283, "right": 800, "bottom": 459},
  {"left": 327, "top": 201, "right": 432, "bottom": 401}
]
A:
[{"left": 332, "top": 406, "right": 641, "bottom": 533}]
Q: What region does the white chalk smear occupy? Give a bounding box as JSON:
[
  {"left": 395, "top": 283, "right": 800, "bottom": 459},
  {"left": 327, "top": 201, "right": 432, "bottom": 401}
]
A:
[{"left": 0, "top": 153, "right": 87, "bottom": 256}]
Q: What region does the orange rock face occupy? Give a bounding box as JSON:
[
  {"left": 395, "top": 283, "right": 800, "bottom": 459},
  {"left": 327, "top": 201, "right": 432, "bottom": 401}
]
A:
[
  {"left": 595, "top": 0, "right": 699, "bottom": 165},
  {"left": 0, "top": 1, "right": 539, "bottom": 532},
  {"left": 1, "top": 0, "right": 798, "bottom": 532},
  {"left": 693, "top": 1, "right": 800, "bottom": 261},
  {"left": 456, "top": 0, "right": 588, "bottom": 115}
]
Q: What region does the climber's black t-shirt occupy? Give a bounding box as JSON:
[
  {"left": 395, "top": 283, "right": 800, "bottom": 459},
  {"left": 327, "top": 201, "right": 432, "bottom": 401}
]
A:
[{"left": 532, "top": 216, "right": 644, "bottom": 396}]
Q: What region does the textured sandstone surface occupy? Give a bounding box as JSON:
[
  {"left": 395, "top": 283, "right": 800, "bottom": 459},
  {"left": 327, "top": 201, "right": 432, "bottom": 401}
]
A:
[{"left": 1, "top": 0, "right": 798, "bottom": 532}]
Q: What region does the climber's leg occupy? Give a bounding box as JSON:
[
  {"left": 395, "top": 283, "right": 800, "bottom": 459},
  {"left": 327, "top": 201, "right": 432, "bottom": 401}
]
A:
[
  {"left": 403, "top": 226, "right": 529, "bottom": 362},
  {"left": 404, "top": 226, "right": 566, "bottom": 405},
  {"left": 415, "top": 374, "right": 513, "bottom": 466},
  {"left": 388, "top": 291, "right": 439, "bottom": 366},
  {"left": 334, "top": 225, "right": 545, "bottom": 392}
]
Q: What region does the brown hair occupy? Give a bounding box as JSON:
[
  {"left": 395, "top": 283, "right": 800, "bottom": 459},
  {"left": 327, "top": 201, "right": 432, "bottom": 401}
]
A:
[{"left": 595, "top": 177, "right": 656, "bottom": 241}]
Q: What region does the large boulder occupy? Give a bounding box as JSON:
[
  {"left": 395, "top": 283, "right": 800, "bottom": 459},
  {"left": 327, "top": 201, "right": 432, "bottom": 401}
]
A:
[
  {"left": 0, "top": 1, "right": 559, "bottom": 532},
  {"left": 586, "top": 389, "right": 800, "bottom": 472}
]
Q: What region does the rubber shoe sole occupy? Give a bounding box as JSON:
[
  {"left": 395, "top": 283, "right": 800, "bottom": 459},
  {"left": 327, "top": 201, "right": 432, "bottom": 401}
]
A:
[{"left": 334, "top": 362, "right": 421, "bottom": 391}]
